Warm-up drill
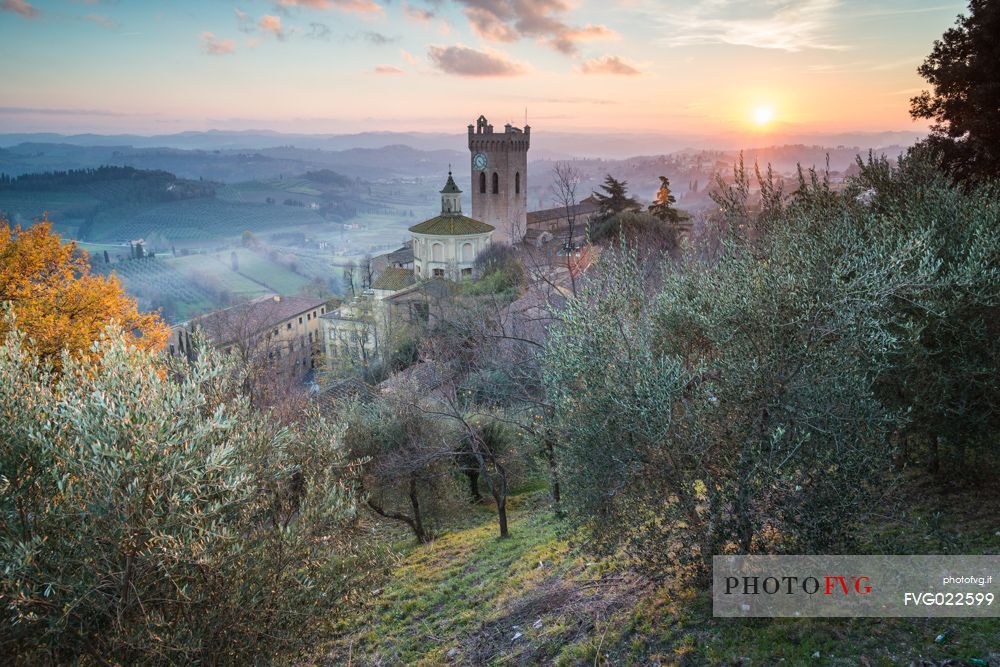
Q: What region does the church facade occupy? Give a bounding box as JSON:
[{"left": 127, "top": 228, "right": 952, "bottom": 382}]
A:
[{"left": 410, "top": 171, "right": 495, "bottom": 281}]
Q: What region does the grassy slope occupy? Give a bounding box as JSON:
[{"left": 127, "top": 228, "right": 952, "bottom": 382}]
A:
[{"left": 321, "top": 482, "right": 1000, "bottom": 666}]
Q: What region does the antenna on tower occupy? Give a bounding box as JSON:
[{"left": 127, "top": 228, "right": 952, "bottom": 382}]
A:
[{"left": 524, "top": 107, "right": 528, "bottom": 127}]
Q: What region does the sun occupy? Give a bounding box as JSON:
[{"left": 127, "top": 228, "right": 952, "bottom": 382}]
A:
[{"left": 753, "top": 106, "right": 774, "bottom": 126}]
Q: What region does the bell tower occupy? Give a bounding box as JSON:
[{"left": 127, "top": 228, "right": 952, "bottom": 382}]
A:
[{"left": 468, "top": 114, "right": 530, "bottom": 243}]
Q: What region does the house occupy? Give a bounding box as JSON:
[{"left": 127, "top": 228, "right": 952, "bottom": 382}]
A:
[
  {"left": 169, "top": 295, "right": 329, "bottom": 381},
  {"left": 524, "top": 195, "right": 602, "bottom": 245}
]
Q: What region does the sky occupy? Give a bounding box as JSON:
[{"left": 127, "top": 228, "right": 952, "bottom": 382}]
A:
[{"left": 0, "top": 0, "right": 969, "bottom": 137}]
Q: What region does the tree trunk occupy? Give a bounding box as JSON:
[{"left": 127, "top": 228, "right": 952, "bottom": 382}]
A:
[
  {"left": 492, "top": 469, "right": 510, "bottom": 539},
  {"left": 466, "top": 469, "right": 482, "bottom": 503},
  {"left": 408, "top": 476, "right": 427, "bottom": 543},
  {"left": 544, "top": 435, "right": 561, "bottom": 510},
  {"left": 496, "top": 491, "right": 509, "bottom": 539}
]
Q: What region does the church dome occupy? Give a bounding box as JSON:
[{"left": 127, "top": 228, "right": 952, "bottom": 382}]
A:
[
  {"left": 409, "top": 171, "right": 495, "bottom": 236},
  {"left": 408, "top": 215, "right": 494, "bottom": 236}
]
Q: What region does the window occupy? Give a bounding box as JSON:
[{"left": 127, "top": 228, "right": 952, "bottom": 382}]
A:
[
  {"left": 462, "top": 242, "right": 474, "bottom": 262},
  {"left": 169, "top": 344, "right": 175, "bottom": 355},
  {"left": 491, "top": 172, "right": 499, "bottom": 194},
  {"left": 515, "top": 172, "right": 520, "bottom": 194},
  {"left": 321, "top": 306, "right": 325, "bottom": 314},
  {"left": 479, "top": 171, "right": 486, "bottom": 193},
  {"left": 433, "top": 268, "right": 445, "bottom": 278},
  {"left": 413, "top": 302, "right": 430, "bottom": 323},
  {"left": 299, "top": 316, "right": 303, "bottom": 324},
  {"left": 432, "top": 242, "right": 443, "bottom": 262},
  {"left": 461, "top": 267, "right": 472, "bottom": 278},
  {"left": 287, "top": 323, "right": 292, "bottom": 330}
]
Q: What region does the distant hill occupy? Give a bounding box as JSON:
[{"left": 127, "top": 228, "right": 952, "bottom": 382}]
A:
[
  {"left": 0, "top": 128, "right": 927, "bottom": 161},
  {"left": 0, "top": 165, "right": 346, "bottom": 245},
  {"left": 0, "top": 142, "right": 464, "bottom": 183}
]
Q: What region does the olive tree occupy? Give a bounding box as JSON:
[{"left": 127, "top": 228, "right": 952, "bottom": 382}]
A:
[
  {"left": 0, "top": 325, "right": 365, "bottom": 664},
  {"left": 543, "top": 153, "right": 969, "bottom": 583}
]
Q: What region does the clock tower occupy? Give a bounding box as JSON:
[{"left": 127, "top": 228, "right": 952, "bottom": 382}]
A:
[{"left": 468, "top": 114, "right": 530, "bottom": 243}]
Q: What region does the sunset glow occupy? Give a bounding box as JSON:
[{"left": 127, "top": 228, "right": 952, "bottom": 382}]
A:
[
  {"left": 0, "top": 0, "right": 965, "bottom": 136},
  {"left": 753, "top": 106, "right": 774, "bottom": 127}
]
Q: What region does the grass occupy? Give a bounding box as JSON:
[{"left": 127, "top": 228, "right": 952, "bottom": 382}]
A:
[
  {"left": 318, "top": 479, "right": 1000, "bottom": 666},
  {"left": 321, "top": 490, "right": 635, "bottom": 666}
]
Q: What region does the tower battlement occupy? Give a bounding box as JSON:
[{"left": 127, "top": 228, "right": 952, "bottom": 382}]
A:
[
  {"left": 467, "top": 115, "right": 530, "bottom": 242},
  {"left": 467, "top": 115, "right": 531, "bottom": 151}
]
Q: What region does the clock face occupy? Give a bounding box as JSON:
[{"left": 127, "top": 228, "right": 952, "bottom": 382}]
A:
[{"left": 473, "top": 152, "right": 488, "bottom": 171}]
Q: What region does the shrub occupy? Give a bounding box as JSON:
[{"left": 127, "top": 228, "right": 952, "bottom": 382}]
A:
[
  {"left": 543, "top": 151, "right": 999, "bottom": 583},
  {"left": 471, "top": 243, "right": 526, "bottom": 295},
  {"left": 590, "top": 211, "right": 679, "bottom": 256},
  {"left": 0, "top": 326, "right": 364, "bottom": 664}
]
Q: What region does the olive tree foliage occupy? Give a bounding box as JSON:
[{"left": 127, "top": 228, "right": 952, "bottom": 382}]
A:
[
  {"left": 341, "top": 391, "right": 457, "bottom": 543},
  {"left": 847, "top": 149, "right": 1000, "bottom": 471},
  {"left": 542, "top": 152, "right": 993, "bottom": 583},
  {"left": 0, "top": 325, "right": 366, "bottom": 665}
]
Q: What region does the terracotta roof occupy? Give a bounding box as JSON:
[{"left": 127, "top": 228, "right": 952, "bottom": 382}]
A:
[
  {"left": 386, "top": 245, "right": 414, "bottom": 264},
  {"left": 409, "top": 214, "right": 494, "bottom": 236},
  {"left": 526, "top": 195, "right": 601, "bottom": 225},
  {"left": 372, "top": 266, "right": 416, "bottom": 291}
]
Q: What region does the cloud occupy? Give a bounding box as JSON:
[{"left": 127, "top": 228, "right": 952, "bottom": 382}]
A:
[
  {"left": 0, "top": 105, "right": 146, "bottom": 117},
  {"left": 400, "top": 48, "right": 418, "bottom": 64},
  {"left": 375, "top": 65, "right": 404, "bottom": 74},
  {"left": 655, "top": 0, "right": 847, "bottom": 51},
  {"left": 428, "top": 44, "right": 525, "bottom": 77},
  {"left": 453, "top": 0, "right": 614, "bottom": 55},
  {"left": 276, "top": 0, "right": 383, "bottom": 14},
  {"left": 578, "top": 55, "right": 641, "bottom": 76},
  {"left": 83, "top": 13, "right": 118, "bottom": 29},
  {"left": 363, "top": 31, "right": 396, "bottom": 45},
  {"left": 2, "top": 0, "right": 39, "bottom": 18},
  {"left": 402, "top": 0, "right": 434, "bottom": 22},
  {"left": 200, "top": 31, "right": 236, "bottom": 55},
  {"left": 306, "top": 22, "right": 331, "bottom": 39},
  {"left": 235, "top": 7, "right": 255, "bottom": 33},
  {"left": 258, "top": 14, "right": 286, "bottom": 39}
]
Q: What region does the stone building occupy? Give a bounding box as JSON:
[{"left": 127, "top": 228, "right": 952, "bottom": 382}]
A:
[
  {"left": 410, "top": 171, "right": 495, "bottom": 281},
  {"left": 169, "top": 295, "right": 329, "bottom": 381},
  {"left": 524, "top": 195, "right": 602, "bottom": 246},
  {"left": 468, "top": 115, "right": 529, "bottom": 243}
]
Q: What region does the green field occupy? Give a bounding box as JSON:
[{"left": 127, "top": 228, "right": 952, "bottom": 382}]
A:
[
  {"left": 92, "top": 247, "right": 329, "bottom": 323},
  {"left": 87, "top": 198, "right": 329, "bottom": 243},
  {"left": 91, "top": 256, "right": 216, "bottom": 322}
]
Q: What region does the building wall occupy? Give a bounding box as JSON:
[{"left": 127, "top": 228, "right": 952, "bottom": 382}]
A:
[
  {"left": 169, "top": 301, "right": 328, "bottom": 380},
  {"left": 321, "top": 302, "right": 378, "bottom": 367},
  {"left": 411, "top": 231, "right": 492, "bottom": 281},
  {"left": 468, "top": 117, "right": 529, "bottom": 243}
]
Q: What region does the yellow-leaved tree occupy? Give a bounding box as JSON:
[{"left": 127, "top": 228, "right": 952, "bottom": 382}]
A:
[{"left": 0, "top": 218, "right": 167, "bottom": 364}]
